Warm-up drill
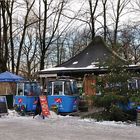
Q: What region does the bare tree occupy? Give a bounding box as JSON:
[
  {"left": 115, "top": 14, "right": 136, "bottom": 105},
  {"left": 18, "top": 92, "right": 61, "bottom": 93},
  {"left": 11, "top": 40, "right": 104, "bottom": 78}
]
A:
[
  {"left": 61, "top": 0, "right": 101, "bottom": 41},
  {"left": 6, "top": 0, "right": 15, "bottom": 73},
  {"left": 102, "top": 0, "right": 107, "bottom": 42},
  {"left": 16, "top": 0, "right": 35, "bottom": 74},
  {"left": 88, "top": 0, "right": 99, "bottom": 40},
  {"left": 0, "top": 0, "right": 139, "bottom": 76},
  {"left": 134, "top": 0, "right": 140, "bottom": 12},
  {"left": 118, "top": 24, "right": 140, "bottom": 64},
  {"left": 37, "top": 0, "right": 69, "bottom": 70},
  {"left": 0, "top": 0, "right": 9, "bottom": 72},
  {"left": 22, "top": 27, "right": 39, "bottom": 79},
  {"left": 110, "top": 0, "right": 131, "bottom": 46}
]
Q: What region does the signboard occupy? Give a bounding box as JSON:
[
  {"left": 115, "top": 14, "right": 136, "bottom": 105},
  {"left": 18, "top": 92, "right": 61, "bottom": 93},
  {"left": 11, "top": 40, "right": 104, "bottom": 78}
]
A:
[
  {"left": 39, "top": 95, "right": 50, "bottom": 117},
  {"left": 0, "top": 96, "right": 8, "bottom": 115}
]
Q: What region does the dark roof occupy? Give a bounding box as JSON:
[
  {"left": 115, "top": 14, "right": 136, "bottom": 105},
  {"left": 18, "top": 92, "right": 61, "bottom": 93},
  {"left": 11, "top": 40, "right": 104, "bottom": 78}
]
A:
[
  {"left": 57, "top": 36, "right": 126, "bottom": 68},
  {"left": 39, "top": 36, "right": 132, "bottom": 77}
]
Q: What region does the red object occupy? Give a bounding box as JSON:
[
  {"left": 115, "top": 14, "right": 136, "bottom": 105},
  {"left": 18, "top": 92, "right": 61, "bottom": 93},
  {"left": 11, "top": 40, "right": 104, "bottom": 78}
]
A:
[
  {"left": 39, "top": 95, "right": 50, "bottom": 117},
  {"left": 18, "top": 98, "right": 22, "bottom": 103},
  {"left": 21, "top": 105, "right": 25, "bottom": 110},
  {"left": 33, "top": 100, "right": 38, "bottom": 104},
  {"left": 55, "top": 98, "right": 62, "bottom": 103}
]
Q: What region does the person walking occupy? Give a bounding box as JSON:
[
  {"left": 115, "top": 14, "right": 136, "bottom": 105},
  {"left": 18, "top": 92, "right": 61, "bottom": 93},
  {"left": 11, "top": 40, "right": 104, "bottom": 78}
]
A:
[
  {"left": 33, "top": 98, "right": 45, "bottom": 119},
  {"left": 33, "top": 99, "right": 41, "bottom": 118}
]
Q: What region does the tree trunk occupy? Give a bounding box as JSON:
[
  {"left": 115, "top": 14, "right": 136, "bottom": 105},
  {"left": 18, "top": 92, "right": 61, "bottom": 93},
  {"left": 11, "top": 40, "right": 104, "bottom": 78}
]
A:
[
  {"left": 16, "top": 0, "right": 35, "bottom": 74},
  {"left": 1, "top": 1, "right": 8, "bottom": 71},
  {"left": 114, "top": 0, "right": 121, "bottom": 46},
  {"left": 88, "top": 0, "right": 99, "bottom": 40},
  {"left": 103, "top": 0, "right": 107, "bottom": 42}
]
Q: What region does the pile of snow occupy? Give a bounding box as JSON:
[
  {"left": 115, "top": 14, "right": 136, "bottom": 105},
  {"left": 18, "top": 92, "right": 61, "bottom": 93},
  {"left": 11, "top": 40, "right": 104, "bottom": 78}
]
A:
[
  {"left": 7, "top": 110, "right": 20, "bottom": 118},
  {"left": 0, "top": 109, "right": 65, "bottom": 119},
  {"left": 0, "top": 109, "right": 136, "bottom": 127},
  {"left": 79, "top": 118, "right": 135, "bottom": 127},
  {"left": 49, "top": 111, "right": 59, "bottom": 118},
  {"left": 33, "top": 110, "right": 59, "bottom": 120},
  {"left": 0, "top": 109, "right": 20, "bottom": 119}
]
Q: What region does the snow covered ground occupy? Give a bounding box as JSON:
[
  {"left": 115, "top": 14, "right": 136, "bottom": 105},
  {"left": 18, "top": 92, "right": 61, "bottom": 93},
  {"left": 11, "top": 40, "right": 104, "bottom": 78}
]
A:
[{"left": 0, "top": 110, "right": 140, "bottom": 140}]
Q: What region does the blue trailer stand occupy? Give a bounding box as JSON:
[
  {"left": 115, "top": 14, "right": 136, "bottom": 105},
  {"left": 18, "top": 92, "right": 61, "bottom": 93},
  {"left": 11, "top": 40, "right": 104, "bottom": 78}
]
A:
[
  {"left": 47, "top": 78, "right": 79, "bottom": 113},
  {"left": 13, "top": 82, "right": 41, "bottom": 113},
  {"left": 47, "top": 95, "right": 79, "bottom": 113}
]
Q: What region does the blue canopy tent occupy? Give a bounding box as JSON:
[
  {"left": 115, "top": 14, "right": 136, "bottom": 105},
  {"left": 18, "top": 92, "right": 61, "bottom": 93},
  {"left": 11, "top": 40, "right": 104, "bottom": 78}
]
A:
[
  {"left": 0, "top": 71, "right": 24, "bottom": 108},
  {"left": 0, "top": 71, "right": 24, "bottom": 82}
]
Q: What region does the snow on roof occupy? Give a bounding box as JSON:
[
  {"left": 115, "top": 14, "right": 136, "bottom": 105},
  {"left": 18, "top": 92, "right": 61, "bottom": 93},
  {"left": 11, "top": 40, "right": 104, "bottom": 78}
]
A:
[
  {"left": 129, "top": 64, "right": 138, "bottom": 67},
  {"left": 73, "top": 61, "right": 78, "bottom": 65},
  {"left": 41, "top": 65, "right": 99, "bottom": 72}
]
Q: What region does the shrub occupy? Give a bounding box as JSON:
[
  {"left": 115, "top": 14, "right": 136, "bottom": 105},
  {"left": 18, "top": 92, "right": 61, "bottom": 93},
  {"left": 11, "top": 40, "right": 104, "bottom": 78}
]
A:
[{"left": 90, "top": 59, "right": 139, "bottom": 122}]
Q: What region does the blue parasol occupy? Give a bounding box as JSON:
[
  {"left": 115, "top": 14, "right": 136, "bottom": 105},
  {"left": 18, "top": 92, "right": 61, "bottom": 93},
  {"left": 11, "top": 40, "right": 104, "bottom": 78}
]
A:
[{"left": 0, "top": 71, "right": 24, "bottom": 82}]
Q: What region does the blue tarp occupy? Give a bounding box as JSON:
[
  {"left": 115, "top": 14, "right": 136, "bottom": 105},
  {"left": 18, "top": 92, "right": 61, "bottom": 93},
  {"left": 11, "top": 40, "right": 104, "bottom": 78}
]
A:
[{"left": 0, "top": 71, "right": 24, "bottom": 82}]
